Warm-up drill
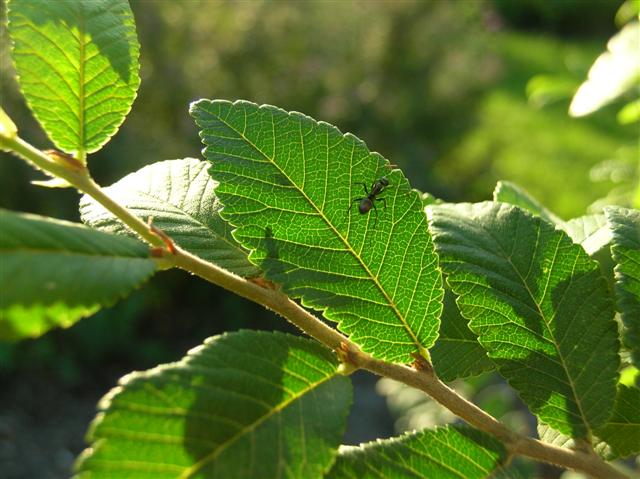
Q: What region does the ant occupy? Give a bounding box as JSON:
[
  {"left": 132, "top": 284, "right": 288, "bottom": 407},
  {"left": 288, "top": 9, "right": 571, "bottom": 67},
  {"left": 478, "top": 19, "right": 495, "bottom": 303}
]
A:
[{"left": 349, "top": 176, "right": 389, "bottom": 225}]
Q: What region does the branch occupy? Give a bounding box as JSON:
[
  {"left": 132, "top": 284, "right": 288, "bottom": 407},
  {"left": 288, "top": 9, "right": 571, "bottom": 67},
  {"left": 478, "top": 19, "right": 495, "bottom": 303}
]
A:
[{"left": 2, "top": 134, "right": 628, "bottom": 479}]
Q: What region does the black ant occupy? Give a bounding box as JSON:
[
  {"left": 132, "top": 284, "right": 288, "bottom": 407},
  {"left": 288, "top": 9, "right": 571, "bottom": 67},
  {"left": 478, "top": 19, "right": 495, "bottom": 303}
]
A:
[{"left": 349, "top": 177, "right": 389, "bottom": 225}]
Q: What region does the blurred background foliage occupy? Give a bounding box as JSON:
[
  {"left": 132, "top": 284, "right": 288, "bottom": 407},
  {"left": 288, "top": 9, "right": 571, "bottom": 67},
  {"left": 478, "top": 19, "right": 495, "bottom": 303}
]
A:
[{"left": 1, "top": 1, "right": 638, "bottom": 477}]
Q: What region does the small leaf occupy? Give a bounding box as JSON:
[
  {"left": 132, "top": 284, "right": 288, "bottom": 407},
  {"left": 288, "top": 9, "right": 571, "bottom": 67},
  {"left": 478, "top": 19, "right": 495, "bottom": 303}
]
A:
[
  {"left": 605, "top": 206, "right": 640, "bottom": 368},
  {"left": 75, "top": 330, "right": 352, "bottom": 479},
  {"left": 0, "top": 209, "right": 156, "bottom": 341},
  {"left": 326, "top": 425, "right": 507, "bottom": 479},
  {"left": 493, "top": 181, "right": 562, "bottom": 225},
  {"left": 596, "top": 384, "right": 640, "bottom": 459},
  {"left": 80, "top": 158, "right": 260, "bottom": 277},
  {"left": 428, "top": 202, "right": 620, "bottom": 438},
  {"left": 7, "top": 0, "right": 140, "bottom": 157},
  {"left": 190, "top": 99, "right": 443, "bottom": 364},
  {"left": 430, "top": 289, "right": 494, "bottom": 382}
]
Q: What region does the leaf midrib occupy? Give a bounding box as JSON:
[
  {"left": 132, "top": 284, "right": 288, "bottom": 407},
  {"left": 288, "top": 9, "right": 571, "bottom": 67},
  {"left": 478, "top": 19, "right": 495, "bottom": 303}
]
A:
[
  {"left": 77, "top": 2, "right": 86, "bottom": 159},
  {"left": 209, "top": 107, "right": 422, "bottom": 352}
]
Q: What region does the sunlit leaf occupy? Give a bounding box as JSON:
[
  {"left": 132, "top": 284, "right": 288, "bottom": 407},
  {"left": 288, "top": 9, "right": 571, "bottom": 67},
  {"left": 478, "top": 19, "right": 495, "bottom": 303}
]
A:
[
  {"left": 190, "top": 99, "right": 443, "bottom": 363},
  {"left": 75, "top": 330, "right": 352, "bottom": 479},
  {"left": 605, "top": 206, "right": 640, "bottom": 368},
  {"left": 326, "top": 425, "right": 507, "bottom": 479},
  {"left": 428, "top": 202, "right": 619, "bottom": 437},
  {"left": 0, "top": 209, "right": 155, "bottom": 341},
  {"left": 569, "top": 21, "right": 640, "bottom": 117},
  {"left": 80, "top": 158, "right": 260, "bottom": 277},
  {"left": 7, "top": 0, "right": 140, "bottom": 157}
]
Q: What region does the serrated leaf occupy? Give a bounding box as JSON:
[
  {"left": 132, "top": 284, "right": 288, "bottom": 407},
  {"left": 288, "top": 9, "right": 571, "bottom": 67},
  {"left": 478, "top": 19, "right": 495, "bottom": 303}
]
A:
[
  {"left": 428, "top": 202, "right": 619, "bottom": 438},
  {"left": 75, "top": 330, "right": 352, "bottom": 479},
  {"left": 8, "top": 0, "right": 140, "bottom": 157},
  {"left": 596, "top": 384, "right": 640, "bottom": 459},
  {"left": 430, "top": 288, "right": 494, "bottom": 382},
  {"left": 79, "top": 158, "right": 260, "bottom": 277},
  {"left": 190, "top": 99, "right": 443, "bottom": 364},
  {"left": 326, "top": 425, "right": 507, "bottom": 479},
  {"left": 0, "top": 209, "right": 155, "bottom": 341},
  {"left": 605, "top": 206, "right": 640, "bottom": 368},
  {"left": 493, "top": 181, "right": 563, "bottom": 225}
]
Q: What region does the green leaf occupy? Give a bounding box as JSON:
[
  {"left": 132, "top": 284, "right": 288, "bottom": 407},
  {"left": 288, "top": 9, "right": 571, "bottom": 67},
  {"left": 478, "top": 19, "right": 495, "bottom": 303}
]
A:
[
  {"left": 605, "top": 206, "right": 640, "bottom": 368},
  {"left": 596, "top": 384, "right": 640, "bottom": 459},
  {"left": 428, "top": 202, "right": 620, "bottom": 438},
  {"left": 75, "top": 330, "right": 352, "bottom": 479},
  {"left": 430, "top": 289, "right": 494, "bottom": 382},
  {"left": 493, "top": 181, "right": 562, "bottom": 225},
  {"left": 190, "top": 99, "right": 443, "bottom": 364},
  {"left": 79, "top": 158, "right": 260, "bottom": 277},
  {"left": 0, "top": 209, "right": 155, "bottom": 341},
  {"left": 326, "top": 425, "right": 507, "bottom": 479},
  {"left": 7, "top": 0, "right": 140, "bottom": 157},
  {"left": 539, "top": 384, "right": 640, "bottom": 460}
]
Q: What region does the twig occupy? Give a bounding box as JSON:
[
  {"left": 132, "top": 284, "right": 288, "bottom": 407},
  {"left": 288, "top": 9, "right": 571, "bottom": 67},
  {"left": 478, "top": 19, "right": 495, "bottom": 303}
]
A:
[{"left": 3, "top": 134, "right": 628, "bottom": 479}]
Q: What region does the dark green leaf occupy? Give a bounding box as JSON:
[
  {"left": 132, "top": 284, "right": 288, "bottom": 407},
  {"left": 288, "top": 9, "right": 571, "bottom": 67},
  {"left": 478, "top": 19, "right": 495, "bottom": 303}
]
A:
[
  {"left": 605, "top": 206, "right": 640, "bottom": 368},
  {"left": 80, "top": 158, "right": 260, "bottom": 277},
  {"left": 0, "top": 209, "right": 155, "bottom": 341},
  {"left": 190, "top": 99, "right": 443, "bottom": 364},
  {"left": 75, "top": 330, "right": 352, "bottom": 479},
  {"left": 326, "top": 425, "right": 507, "bottom": 479},
  {"left": 428, "top": 202, "right": 619, "bottom": 438},
  {"left": 8, "top": 0, "right": 140, "bottom": 156},
  {"left": 430, "top": 289, "right": 494, "bottom": 382}
]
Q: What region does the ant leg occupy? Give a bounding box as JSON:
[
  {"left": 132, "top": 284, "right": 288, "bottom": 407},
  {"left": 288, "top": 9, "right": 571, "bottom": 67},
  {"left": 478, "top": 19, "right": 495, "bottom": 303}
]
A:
[
  {"left": 371, "top": 201, "right": 379, "bottom": 228},
  {"left": 376, "top": 197, "right": 387, "bottom": 210}
]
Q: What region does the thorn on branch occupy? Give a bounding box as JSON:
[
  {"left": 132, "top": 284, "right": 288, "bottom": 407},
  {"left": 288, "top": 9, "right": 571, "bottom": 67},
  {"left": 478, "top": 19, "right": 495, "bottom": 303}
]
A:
[
  {"left": 147, "top": 216, "right": 177, "bottom": 254},
  {"left": 411, "top": 351, "right": 434, "bottom": 374},
  {"left": 248, "top": 276, "right": 278, "bottom": 290},
  {"left": 44, "top": 149, "right": 84, "bottom": 170}
]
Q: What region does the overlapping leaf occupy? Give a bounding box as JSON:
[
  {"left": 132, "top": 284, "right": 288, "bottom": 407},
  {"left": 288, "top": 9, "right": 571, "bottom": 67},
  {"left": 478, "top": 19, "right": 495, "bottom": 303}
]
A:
[
  {"left": 0, "top": 209, "right": 155, "bottom": 341},
  {"left": 539, "top": 384, "right": 640, "bottom": 460},
  {"left": 7, "top": 0, "right": 140, "bottom": 157},
  {"left": 428, "top": 202, "right": 619, "bottom": 437},
  {"left": 605, "top": 206, "right": 640, "bottom": 368},
  {"left": 190, "top": 99, "right": 443, "bottom": 363},
  {"left": 493, "top": 181, "right": 562, "bottom": 225},
  {"left": 80, "top": 158, "right": 259, "bottom": 277},
  {"left": 75, "top": 330, "right": 352, "bottom": 479},
  {"left": 596, "top": 384, "right": 640, "bottom": 459},
  {"left": 430, "top": 289, "right": 493, "bottom": 382},
  {"left": 326, "top": 425, "right": 507, "bottom": 479}
]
